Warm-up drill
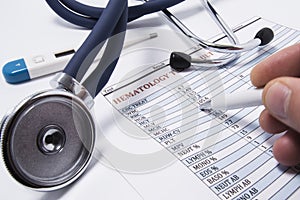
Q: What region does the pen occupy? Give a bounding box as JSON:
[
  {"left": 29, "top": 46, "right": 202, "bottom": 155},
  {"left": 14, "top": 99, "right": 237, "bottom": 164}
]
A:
[{"left": 200, "top": 89, "right": 263, "bottom": 111}]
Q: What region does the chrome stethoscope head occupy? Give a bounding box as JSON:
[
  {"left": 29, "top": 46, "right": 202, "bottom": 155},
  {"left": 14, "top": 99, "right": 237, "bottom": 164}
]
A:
[{"left": 0, "top": 73, "right": 95, "bottom": 191}]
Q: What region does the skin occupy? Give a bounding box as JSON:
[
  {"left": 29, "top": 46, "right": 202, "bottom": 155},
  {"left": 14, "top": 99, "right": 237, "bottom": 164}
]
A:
[{"left": 250, "top": 43, "right": 300, "bottom": 166}]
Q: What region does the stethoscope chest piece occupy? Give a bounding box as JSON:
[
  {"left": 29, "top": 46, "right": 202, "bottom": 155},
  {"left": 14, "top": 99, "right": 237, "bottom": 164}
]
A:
[{"left": 0, "top": 74, "right": 95, "bottom": 190}]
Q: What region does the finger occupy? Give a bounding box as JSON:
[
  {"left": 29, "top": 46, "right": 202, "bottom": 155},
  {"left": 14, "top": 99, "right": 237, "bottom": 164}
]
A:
[
  {"left": 273, "top": 129, "right": 300, "bottom": 166},
  {"left": 250, "top": 43, "right": 300, "bottom": 87},
  {"left": 259, "top": 109, "right": 288, "bottom": 133},
  {"left": 263, "top": 77, "right": 300, "bottom": 132}
]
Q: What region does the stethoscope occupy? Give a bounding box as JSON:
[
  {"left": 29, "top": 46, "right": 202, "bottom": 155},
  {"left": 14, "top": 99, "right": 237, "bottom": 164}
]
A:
[{"left": 0, "top": 0, "right": 274, "bottom": 191}]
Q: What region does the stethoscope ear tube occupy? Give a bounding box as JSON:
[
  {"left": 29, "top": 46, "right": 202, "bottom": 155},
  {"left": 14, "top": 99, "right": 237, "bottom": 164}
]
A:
[
  {"left": 45, "top": 0, "right": 185, "bottom": 29},
  {"left": 62, "top": 0, "right": 128, "bottom": 81}
]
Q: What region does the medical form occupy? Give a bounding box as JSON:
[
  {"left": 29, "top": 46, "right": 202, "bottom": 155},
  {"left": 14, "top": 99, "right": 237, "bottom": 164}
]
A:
[{"left": 94, "top": 17, "right": 300, "bottom": 199}]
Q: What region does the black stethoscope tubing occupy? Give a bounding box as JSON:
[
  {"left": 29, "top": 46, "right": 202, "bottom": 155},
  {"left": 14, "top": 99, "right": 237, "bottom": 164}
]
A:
[
  {"left": 46, "top": 0, "right": 185, "bottom": 29},
  {"left": 45, "top": 0, "right": 185, "bottom": 97}
]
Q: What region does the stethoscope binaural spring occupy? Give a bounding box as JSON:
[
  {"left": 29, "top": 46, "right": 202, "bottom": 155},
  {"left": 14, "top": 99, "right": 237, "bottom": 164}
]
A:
[{"left": 0, "top": 0, "right": 274, "bottom": 191}]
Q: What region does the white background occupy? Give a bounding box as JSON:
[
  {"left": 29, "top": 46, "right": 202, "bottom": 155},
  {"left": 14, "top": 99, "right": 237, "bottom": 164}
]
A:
[{"left": 0, "top": 0, "right": 299, "bottom": 199}]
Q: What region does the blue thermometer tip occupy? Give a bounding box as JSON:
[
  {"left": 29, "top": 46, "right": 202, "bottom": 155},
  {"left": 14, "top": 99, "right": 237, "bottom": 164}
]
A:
[{"left": 2, "top": 58, "right": 30, "bottom": 84}]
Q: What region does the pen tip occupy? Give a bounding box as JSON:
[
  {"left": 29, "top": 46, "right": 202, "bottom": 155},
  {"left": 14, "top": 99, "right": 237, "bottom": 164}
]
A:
[
  {"left": 199, "top": 100, "right": 212, "bottom": 111},
  {"left": 200, "top": 108, "right": 211, "bottom": 112}
]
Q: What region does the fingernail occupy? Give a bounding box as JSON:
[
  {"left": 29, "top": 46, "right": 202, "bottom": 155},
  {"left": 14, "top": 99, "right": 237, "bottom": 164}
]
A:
[{"left": 265, "top": 82, "right": 291, "bottom": 119}]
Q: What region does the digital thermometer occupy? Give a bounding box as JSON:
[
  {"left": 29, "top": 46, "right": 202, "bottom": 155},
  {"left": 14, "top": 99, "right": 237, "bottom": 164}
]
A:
[
  {"left": 2, "top": 33, "right": 158, "bottom": 83},
  {"left": 2, "top": 49, "right": 75, "bottom": 83}
]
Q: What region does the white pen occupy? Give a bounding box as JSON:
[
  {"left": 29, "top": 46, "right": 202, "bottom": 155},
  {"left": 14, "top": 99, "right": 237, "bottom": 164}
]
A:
[{"left": 200, "top": 89, "right": 263, "bottom": 111}]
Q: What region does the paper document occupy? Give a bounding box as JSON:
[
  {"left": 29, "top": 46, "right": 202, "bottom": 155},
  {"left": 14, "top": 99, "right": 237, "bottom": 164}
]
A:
[{"left": 93, "top": 17, "right": 300, "bottom": 199}]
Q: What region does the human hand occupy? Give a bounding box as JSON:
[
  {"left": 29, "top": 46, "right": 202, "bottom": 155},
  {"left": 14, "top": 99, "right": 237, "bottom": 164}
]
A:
[{"left": 250, "top": 43, "right": 300, "bottom": 166}]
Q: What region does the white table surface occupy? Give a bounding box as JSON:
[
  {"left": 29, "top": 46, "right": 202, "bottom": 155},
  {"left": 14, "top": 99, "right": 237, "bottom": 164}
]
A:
[{"left": 0, "top": 0, "right": 299, "bottom": 199}]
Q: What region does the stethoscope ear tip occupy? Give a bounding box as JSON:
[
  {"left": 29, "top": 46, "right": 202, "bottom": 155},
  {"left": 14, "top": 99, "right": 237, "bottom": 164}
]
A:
[
  {"left": 255, "top": 27, "right": 274, "bottom": 46},
  {"left": 169, "top": 52, "right": 191, "bottom": 71}
]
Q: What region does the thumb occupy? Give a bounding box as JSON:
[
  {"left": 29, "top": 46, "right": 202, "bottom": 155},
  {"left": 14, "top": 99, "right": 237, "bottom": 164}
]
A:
[{"left": 263, "top": 77, "right": 300, "bottom": 132}]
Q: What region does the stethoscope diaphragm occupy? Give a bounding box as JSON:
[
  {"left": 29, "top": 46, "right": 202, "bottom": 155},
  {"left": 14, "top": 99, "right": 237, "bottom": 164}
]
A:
[{"left": 0, "top": 89, "right": 95, "bottom": 190}]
